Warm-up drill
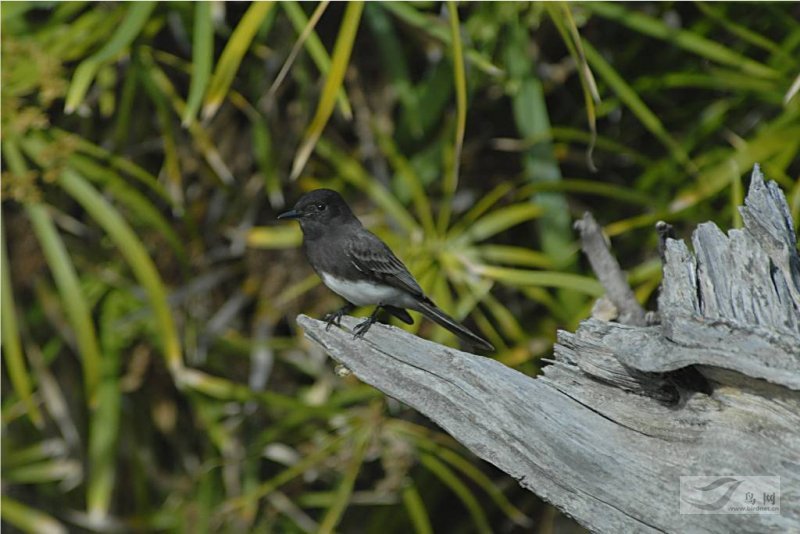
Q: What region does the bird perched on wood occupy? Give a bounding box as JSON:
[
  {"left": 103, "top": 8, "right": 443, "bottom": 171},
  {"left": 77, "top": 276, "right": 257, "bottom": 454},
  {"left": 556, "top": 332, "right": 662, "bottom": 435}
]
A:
[{"left": 278, "top": 189, "right": 494, "bottom": 351}]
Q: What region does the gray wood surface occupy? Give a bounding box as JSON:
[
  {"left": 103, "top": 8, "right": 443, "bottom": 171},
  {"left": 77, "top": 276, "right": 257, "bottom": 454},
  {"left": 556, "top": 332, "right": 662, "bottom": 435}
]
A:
[{"left": 298, "top": 166, "right": 800, "bottom": 533}]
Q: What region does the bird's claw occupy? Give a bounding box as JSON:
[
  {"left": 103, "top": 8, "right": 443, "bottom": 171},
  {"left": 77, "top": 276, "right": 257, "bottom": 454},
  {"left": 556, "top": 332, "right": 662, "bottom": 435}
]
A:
[
  {"left": 353, "top": 306, "right": 383, "bottom": 339},
  {"left": 323, "top": 305, "right": 352, "bottom": 331},
  {"left": 352, "top": 318, "right": 373, "bottom": 339},
  {"left": 324, "top": 312, "right": 343, "bottom": 331}
]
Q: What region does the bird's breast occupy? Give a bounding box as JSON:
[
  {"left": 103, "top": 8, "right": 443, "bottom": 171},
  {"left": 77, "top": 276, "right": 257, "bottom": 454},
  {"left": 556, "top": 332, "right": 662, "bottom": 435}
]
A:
[{"left": 320, "top": 273, "right": 415, "bottom": 307}]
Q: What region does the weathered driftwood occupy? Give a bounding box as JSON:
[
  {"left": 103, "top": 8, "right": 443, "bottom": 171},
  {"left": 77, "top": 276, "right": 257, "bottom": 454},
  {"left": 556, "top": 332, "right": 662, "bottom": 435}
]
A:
[
  {"left": 298, "top": 166, "right": 800, "bottom": 533},
  {"left": 575, "top": 211, "right": 649, "bottom": 326}
]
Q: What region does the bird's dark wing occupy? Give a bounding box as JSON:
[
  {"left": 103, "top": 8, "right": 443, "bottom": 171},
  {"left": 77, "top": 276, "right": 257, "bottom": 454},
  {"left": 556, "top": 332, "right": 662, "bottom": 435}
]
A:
[{"left": 347, "top": 231, "right": 425, "bottom": 298}]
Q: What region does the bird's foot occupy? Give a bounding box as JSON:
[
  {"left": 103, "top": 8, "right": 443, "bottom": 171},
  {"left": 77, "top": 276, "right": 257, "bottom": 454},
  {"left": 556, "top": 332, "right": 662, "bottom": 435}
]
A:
[
  {"left": 323, "top": 304, "right": 353, "bottom": 331},
  {"left": 352, "top": 317, "right": 374, "bottom": 339},
  {"left": 353, "top": 306, "right": 382, "bottom": 339},
  {"left": 323, "top": 311, "right": 343, "bottom": 331}
]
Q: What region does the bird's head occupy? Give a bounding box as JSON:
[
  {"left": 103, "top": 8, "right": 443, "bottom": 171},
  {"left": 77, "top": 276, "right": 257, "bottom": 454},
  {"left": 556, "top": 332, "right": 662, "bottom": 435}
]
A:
[{"left": 277, "top": 189, "right": 358, "bottom": 235}]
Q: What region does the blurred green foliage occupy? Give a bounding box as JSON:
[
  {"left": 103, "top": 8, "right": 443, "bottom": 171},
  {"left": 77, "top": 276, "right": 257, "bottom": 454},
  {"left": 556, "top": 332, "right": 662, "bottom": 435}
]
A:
[{"left": 1, "top": 2, "right": 798, "bottom": 532}]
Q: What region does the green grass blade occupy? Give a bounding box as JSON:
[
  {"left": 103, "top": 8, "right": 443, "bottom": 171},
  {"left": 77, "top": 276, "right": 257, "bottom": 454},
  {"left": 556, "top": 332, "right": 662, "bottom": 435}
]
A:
[
  {"left": 397, "top": 63, "right": 454, "bottom": 144},
  {"left": 86, "top": 367, "right": 121, "bottom": 517},
  {"left": 696, "top": 2, "right": 788, "bottom": 59},
  {"left": 0, "top": 495, "right": 67, "bottom": 534},
  {"left": 35, "top": 6, "right": 120, "bottom": 62},
  {"left": 436, "top": 1, "right": 467, "bottom": 234},
  {"left": 65, "top": 2, "right": 156, "bottom": 112},
  {"left": 26, "top": 204, "right": 103, "bottom": 407},
  {"left": 419, "top": 453, "right": 491, "bottom": 534},
  {"left": 380, "top": 2, "right": 503, "bottom": 77},
  {"left": 86, "top": 378, "right": 121, "bottom": 518},
  {"left": 582, "top": 39, "right": 693, "bottom": 171},
  {"left": 666, "top": 123, "right": 800, "bottom": 222},
  {"left": 1, "top": 2, "right": 37, "bottom": 24},
  {"left": 585, "top": 2, "right": 780, "bottom": 80},
  {"left": 469, "top": 307, "right": 512, "bottom": 354},
  {"left": 1, "top": 139, "right": 46, "bottom": 426},
  {"left": 785, "top": 72, "right": 800, "bottom": 105},
  {"left": 449, "top": 183, "right": 515, "bottom": 237},
  {"left": 269, "top": 1, "right": 328, "bottom": 99},
  {"left": 143, "top": 50, "right": 234, "bottom": 184},
  {"left": 458, "top": 203, "right": 543, "bottom": 243},
  {"left": 252, "top": 114, "right": 284, "bottom": 208},
  {"left": 203, "top": 2, "right": 275, "bottom": 120},
  {"left": 731, "top": 167, "right": 744, "bottom": 228},
  {"left": 112, "top": 56, "right": 139, "bottom": 148},
  {"left": 603, "top": 209, "right": 679, "bottom": 238},
  {"left": 365, "top": 4, "right": 420, "bottom": 135},
  {"left": 376, "top": 131, "right": 435, "bottom": 235},
  {"left": 517, "top": 178, "right": 654, "bottom": 206},
  {"left": 247, "top": 225, "right": 303, "bottom": 249},
  {"left": 428, "top": 269, "right": 457, "bottom": 346},
  {"left": 179, "top": 368, "right": 328, "bottom": 412},
  {"left": 472, "top": 265, "right": 604, "bottom": 297},
  {"left": 636, "top": 70, "right": 779, "bottom": 95},
  {"left": 3, "top": 458, "right": 81, "bottom": 484},
  {"left": 474, "top": 245, "right": 554, "bottom": 269},
  {"left": 57, "top": 169, "right": 183, "bottom": 376},
  {"left": 182, "top": 1, "right": 213, "bottom": 126},
  {"left": 271, "top": 274, "right": 321, "bottom": 309},
  {"left": 435, "top": 446, "right": 530, "bottom": 526},
  {"left": 290, "top": 1, "right": 364, "bottom": 180},
  {"left": 19, "top": 134, "right": 187, "bottom": 262},
  {"left": 504, "top": 21, "right": 578, "bottom": 308},
  {"left": 67, "top": 154, "right": 188, "bottom": 262},
  {"left": 482, "top": 292, "right": 526, "bottom": 343},
  {"left": 224, "top": 435, "right": 347, "bottom": 514},
  {"left": 138, "top": 55, "right": 184, "bottom": 209},
  {"left": 317, "top": 429, "right": 370, "bottom": 534},
  {"left": 494, "top": 126, "right": 653, "bottom": 169},
  {"left": 51, "top": 128, "right": 170, "bottom": 203},
  {"left": 523, "top": 286, "right": 570, "bottom": 325},
  {"left": 86, "top": 291, "right": 131, "bottom": 520},
  {"left": 281, "top": 1, "right": 352, "bottom": 119},
  {"left": 402, "top": 483, "right": 433, "bottom": 534},
  {"left": 1, "top": 213, "right": 43, "bottom": 428},
  {"left": 3, "top": 439, "right": 68, "bottom": 468},
  {"left": 315, "top": 138, "right": 419, "bottom": 234},
  {"left": 548, "top": 3, "right": 599, "bottom": 170}
]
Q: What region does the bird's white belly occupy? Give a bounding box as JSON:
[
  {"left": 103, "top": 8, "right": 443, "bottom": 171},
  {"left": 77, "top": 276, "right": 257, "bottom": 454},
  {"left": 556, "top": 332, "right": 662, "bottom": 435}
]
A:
[{"left": 321, "top": 273, "right": 412, "bottom": 307}]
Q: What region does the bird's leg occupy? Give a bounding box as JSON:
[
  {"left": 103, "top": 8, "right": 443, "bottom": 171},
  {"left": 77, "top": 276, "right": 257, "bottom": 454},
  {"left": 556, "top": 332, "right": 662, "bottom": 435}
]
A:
[
  {"left": 353, "top": 305, "right": 383, "bottom": 339},
  {"left": 323, "top": 303, "right": 354, "bottom": 331}
]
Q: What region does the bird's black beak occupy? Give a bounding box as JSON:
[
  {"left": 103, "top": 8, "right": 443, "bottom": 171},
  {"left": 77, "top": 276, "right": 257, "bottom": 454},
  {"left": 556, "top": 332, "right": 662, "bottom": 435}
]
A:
[{"left": 277, "top": 209, "right": 301, "bottom": 220}]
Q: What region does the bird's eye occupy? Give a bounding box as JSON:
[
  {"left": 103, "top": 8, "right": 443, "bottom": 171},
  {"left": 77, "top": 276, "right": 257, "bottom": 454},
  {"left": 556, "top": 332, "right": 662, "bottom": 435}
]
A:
[{"left": 315, "top": 203, "right": 326, "bottom": 211}]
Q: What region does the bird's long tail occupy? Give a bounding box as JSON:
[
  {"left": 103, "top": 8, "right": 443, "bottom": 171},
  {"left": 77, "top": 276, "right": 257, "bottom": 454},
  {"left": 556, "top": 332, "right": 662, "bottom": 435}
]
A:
[{"left": 414, "top": 300, "right": 494, "bottom": 352}]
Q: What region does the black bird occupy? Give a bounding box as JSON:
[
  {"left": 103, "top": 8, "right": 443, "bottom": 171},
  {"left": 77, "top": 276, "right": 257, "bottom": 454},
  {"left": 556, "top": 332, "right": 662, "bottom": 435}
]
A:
[{"left": 278, "top": 189, "right": 494, "bottom": 351}]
